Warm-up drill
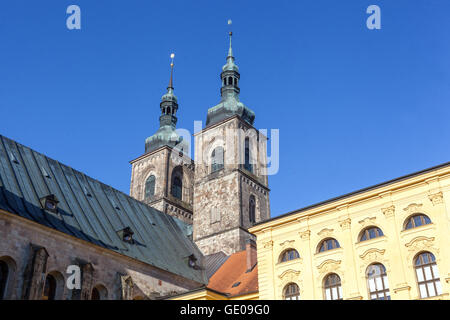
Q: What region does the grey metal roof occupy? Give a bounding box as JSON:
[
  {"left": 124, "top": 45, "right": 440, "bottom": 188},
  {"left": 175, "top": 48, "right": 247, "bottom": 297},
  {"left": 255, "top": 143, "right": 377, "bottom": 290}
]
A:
[
  {"left": 204, "top": 251, "right": 229, "bottom": 279},
  {"left": 0, "top": 134, "right": 207, "bottom": 285}
]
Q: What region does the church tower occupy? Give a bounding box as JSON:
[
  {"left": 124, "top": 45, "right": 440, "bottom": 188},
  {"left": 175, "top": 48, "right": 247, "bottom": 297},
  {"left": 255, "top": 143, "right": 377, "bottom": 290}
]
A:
[
  {"left": 193, "top": 26, "right": 271, "bottom": 255},
  {"left": 130, "top": 54, "right": 194, "bottom": 224}
]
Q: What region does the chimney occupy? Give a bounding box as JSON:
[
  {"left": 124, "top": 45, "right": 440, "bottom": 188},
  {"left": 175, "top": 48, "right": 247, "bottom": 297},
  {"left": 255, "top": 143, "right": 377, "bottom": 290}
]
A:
[{"left": 246, "top": 238, "right": 257, "bottom": 272}]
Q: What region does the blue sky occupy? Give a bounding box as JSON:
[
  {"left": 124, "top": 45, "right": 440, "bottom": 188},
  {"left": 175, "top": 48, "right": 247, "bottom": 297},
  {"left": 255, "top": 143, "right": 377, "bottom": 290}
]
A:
[{"left": 1, "top": 1, "right": 449, "bottom": 218}]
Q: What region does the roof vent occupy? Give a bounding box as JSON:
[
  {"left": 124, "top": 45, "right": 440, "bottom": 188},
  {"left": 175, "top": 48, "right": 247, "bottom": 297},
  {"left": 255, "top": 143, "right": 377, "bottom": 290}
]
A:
[
  {"left": 111, "top": 200, "right": 120, "bottom": 210},
  {"left": 39, "top": 194, "right": 59, "bottom": 213},
  {"left": 232, "top": 282, "right": 241, "bottom": 288},
  {"left": 117, "top": 227, "right": 134, "bottom": 244},
  {"left": 41, "top": 167, "right": 50, "bottom": 178},
  {"left": 83, "top": 186, "right": 92, "bottom": 197},
  {"left": 9, "top": 152, "right": 19, "bottom": 164},
  {"left": 188, "top": 254, "right": 199, "bottom": 269}
]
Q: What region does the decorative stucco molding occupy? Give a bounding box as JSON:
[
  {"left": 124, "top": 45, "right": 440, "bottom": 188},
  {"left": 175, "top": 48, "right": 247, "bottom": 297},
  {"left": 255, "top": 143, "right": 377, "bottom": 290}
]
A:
[
  {"left": 299, "top": 230, "right": 311, "bottom": 241},
  {"left": 359, "top": 248, "right": 386, "bottom": 262},
  {"left": 405, "top": 236, "right": 435, "bottom": 252},
  {"left": 339, "top": 218, "right": 351, "bottom": 230},
  {"left": 381, "top": 205, "right": 395, "bottom": 218},
  {"left": 403, "top": 203, "right": 423, "bottom": 215},
  {"left": 358, "top": 217, "right": 377, "bottom": 227},
  {"left": 358, "top": 248, "right": 390, "bottom": 274},
  {"left": 428, "top": 192, "right": 443, "bottom": 205},
  {"left": 279, "top": 239, "right": 295, "bottom": 247},
  {"left": 317, "top": 228, "right": 334, "bottom": 237},
  {"left": 393, "top": 285, "right": 411, "bottom": 294},
  {"left": 278, "top": 269, "right": 301, "bottom": 280},
  {"left": 263, "top": 240, "right": 274, "bottom": 249},
  {"left": 317, "top": 259, "right": 342, "bottom": 274}
]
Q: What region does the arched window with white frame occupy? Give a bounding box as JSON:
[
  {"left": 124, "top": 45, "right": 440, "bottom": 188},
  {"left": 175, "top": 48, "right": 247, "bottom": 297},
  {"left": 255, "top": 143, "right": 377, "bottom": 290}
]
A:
[
  {"left": 414, "top": 252, "right": 442, "bottom": 299},
  {"left": 283, "top": 283, "right": 300, "bottom": 300},
  {"left": 366, "top": 263, "right": 390, "bottom": 300},
  {"left": 404, "top": 214, "right": 432, "bottom": 230},
  {"left": 323, "top": 273, "right": 343, "bottom": 300}
]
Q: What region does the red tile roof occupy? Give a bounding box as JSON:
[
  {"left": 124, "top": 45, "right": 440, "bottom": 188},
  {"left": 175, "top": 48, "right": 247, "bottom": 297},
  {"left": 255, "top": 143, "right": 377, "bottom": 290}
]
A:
[{"left": 207, "top": 249, "right": 258, "bottom": 297}]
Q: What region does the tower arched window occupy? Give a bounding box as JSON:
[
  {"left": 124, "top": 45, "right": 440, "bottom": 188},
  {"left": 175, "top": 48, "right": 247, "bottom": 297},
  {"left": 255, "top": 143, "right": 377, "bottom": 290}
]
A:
[
  {"left": 228, "top": 77, "right": 233, "bottom": 85},
  {"left": 42, "top": 274, "right": 57, "bottom": 300},
  {"left": 279, "top": 249, "right": 300, "bottom": 263},
  {"left": 283, "top": 283, "right": 300, "bottom": 300},
  {"left": 249, "top": 195, "right": 256, "bottom": 223},
  {"left": 172, "top": 177, "right": 182, "bottom": 200},
  {"left": 211, "top": 147, "right": 224, "bottom": 173},
  {"left": 415, "top": 252, "right": 442, "bottom": 298},
  {"left": 145, "top": 175, "right": 156, "bottom": 200},
  {"left": 323, "top": 273, "right": 343, "bottom": 300},
  {"left": 359, "top": 226, "right": 384, "bottom": 242},
  {"left": 318, "top": 238, "right": 340, "bottom": 253},
  {"left": 404, "top": 214, "right": 432, "bottom": 230},
  {"left": 244, "top": 137, "right": 252, "bottom": 172},
  {"left": 171, "top": 166, "right": 183, "bottom": 200},
  {"left": 0, "top": 261, "right": 8, "bottom": 300},
  {"left": 366, "top": 263, "right": 390, "bottom": 300}
]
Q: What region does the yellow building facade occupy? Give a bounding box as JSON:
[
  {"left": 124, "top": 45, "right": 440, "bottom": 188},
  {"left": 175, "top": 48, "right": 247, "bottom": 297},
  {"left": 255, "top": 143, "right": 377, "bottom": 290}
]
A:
[{"left": 249, "top": 163, "right": 450, "bottom": 300}]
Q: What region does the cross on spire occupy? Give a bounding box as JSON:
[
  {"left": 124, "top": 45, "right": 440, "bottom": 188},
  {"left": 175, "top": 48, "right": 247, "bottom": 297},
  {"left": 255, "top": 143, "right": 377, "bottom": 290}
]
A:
[
  {"left": 168, "top": 53, "right": 175, "bottom": 89},
  {"left": 228, "top": 19, "right": 233, "bottom": 58}
]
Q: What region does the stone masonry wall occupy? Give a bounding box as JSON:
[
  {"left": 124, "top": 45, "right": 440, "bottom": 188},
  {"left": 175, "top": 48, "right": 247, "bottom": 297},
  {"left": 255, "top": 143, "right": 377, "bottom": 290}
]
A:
[
  {"left": 0, "top": 211, "right": 202, "bottom": 300},
  {"left": 193, "top": 116, "right": 271, "bottom": 256},
  {"left": 130, "top": 147, "right": 194, "bottom": 224}
]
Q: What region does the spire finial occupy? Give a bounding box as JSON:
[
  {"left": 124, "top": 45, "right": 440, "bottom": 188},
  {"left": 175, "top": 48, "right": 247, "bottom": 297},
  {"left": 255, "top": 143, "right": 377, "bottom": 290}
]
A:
[
  {"left": 227, "top": 19, "right": 233, "bottom": 58},
  {"left": 168, "top": 53, "right": 175, "bottom": 89}
]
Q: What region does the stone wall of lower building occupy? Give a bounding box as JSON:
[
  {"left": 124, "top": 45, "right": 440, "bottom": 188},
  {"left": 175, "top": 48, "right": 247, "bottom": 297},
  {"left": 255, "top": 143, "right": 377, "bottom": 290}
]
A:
[{"left": 0, "top": 211, "right": 203, "bottom": 300}]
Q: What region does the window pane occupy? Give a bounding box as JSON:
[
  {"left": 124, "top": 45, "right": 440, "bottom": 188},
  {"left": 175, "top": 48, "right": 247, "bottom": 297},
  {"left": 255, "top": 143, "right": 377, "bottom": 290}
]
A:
[
  {"left": 368, "top": 278, "right": 376, "bottom": 292},
  {"left": 361, "top": 233, "right": 367, "bottom": 241},
  {"left": 422, "top": 254, "right": 430, "bottom": 264},
  {"left": 378, "top": 293, "right": 384, "bottom": 299},
  {"left": 416, "top": 269, "right": 424, "bottom": 282},
  {"left": 431, "top": 264, "right": 440, "bottom": 278},
  {"left": 383, "top": 275, "right": 389, "bottom": 289},
  {"left": 369, "top": 228, "right": 376, "bottom": 239},
  {"left": 371, "top": 293, "right": 377, "bottom": 300},
  {"left": 327, "top": 241, "right": 333, "bottom": 250},
  {"left": 325, "top": 289, "right": 331, "bottom": 300},
  {"left": 435, "top": 280, "right": 443, "bottom": 295},
  {"left": 427, "top": 282, "right": 436, "bottom": 297},
  {"left": 419, "top": 284, "right": 428, "bottom": 298},
  {"left": 375, "top": 277, "right": 383, "bottom": 290},
  {"left": 332, "top": 287, "right": 338, "bottom": 299},
  {"left": 338, "top": 286, "right": 343, "bottom": 299},
  {"left": 414, "top": 216, "right": 422, "bottom": 227},
  {"left": 424, "top": 216, "right": 431, "bottom": 224},
  {"left": 424, "top": 266, "right": 433, "bottom": 281}
]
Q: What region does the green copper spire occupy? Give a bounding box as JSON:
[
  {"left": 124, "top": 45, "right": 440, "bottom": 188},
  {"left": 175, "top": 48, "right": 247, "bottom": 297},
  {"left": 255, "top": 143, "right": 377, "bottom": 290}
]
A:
[
  {"left": 145, "top": 53, "right": 185, "bottom": 154},
  {"left": 205, "top": 20, "right": 255, "bottom": 127}
]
